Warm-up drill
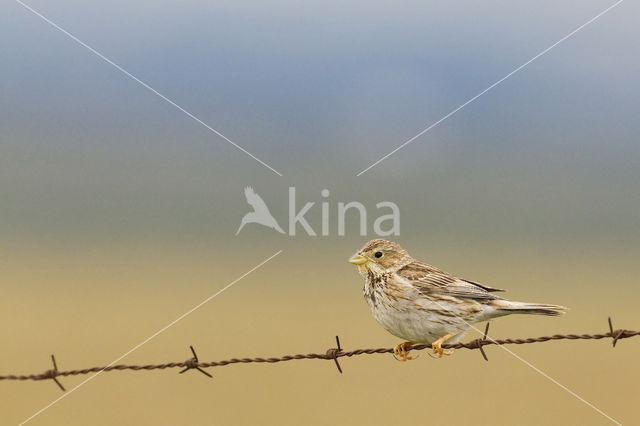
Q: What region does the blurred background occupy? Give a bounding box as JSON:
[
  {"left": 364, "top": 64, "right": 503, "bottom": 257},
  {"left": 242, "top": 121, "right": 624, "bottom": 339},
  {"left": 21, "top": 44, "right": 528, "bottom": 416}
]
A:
[{"left": 1, "top": 0, "right": 638, "bottom": 424}]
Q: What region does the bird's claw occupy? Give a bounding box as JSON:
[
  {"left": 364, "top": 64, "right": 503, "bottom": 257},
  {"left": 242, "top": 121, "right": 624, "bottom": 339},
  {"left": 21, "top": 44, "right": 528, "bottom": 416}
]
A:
[
  {"left": 431, "top": 333, "right": 456, "bottom": 358},
  {"left": 393, "top": 342, "right": 415, "bottom": 361},
  {"left": 431, "top": 342, "right": 453, "bottom": 358}
]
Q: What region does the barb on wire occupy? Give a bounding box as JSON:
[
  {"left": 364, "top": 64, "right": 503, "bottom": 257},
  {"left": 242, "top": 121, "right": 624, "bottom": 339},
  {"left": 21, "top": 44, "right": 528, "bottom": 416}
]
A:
[
  {"left": 325, "top": 336, "right": 343, "bottom": 373},
  {"left": 179, "top": 346, "right": 212, "bottom": 378},
  {"left": 1, "top": 317, "right": 637, "bottom": 392},
  {"left": 42, "top": 355, "right": 65, "bottom": 391},
  {"left": 466, "top": 322, "right": 491, "bottom": 361}
]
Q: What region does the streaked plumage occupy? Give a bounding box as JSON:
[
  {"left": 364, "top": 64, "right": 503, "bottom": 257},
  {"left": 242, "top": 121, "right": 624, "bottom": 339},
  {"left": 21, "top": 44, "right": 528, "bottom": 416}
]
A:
[{"left": 349, "top": 239, "right": 567, "bottom": 359}]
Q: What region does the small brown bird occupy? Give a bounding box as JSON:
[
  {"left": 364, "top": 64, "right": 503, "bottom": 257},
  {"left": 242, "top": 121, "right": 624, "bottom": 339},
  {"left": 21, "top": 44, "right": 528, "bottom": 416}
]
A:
[{"left": 349, "top": 239, "right": 567, "bottom": 360}]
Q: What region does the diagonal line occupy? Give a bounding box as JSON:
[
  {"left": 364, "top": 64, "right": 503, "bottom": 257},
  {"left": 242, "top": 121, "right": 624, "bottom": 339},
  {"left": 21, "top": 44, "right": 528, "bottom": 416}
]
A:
[
  {"left": 427, "top": 299, "right": 621, "bottom": 425},
  {"left": 19, "top": 250, "right": 283, "bottom": 425},
  {"left": 356, "top": 0, "right": 625, "bottom": 176},
  {"left": 489, "top": 340, "right": 622, "bottom": 425},
  {"left": 14, "top": 0, "right": 283, "bottom": 177}
]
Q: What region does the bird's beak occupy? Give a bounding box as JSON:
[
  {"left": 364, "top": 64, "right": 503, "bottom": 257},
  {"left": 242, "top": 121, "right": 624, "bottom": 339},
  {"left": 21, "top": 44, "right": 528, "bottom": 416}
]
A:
[{"left": 348, "top": 254, "right": 368, "bottom": 265}]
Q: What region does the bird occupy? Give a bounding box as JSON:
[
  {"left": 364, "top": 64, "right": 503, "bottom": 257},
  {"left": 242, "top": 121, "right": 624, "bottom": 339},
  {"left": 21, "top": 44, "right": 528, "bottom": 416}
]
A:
[
  {"left": 236, "top": 186, "right": 285, "bottom": 235},
  {"left": 348, "top": 239, "right": 567, "bottom": 360}
]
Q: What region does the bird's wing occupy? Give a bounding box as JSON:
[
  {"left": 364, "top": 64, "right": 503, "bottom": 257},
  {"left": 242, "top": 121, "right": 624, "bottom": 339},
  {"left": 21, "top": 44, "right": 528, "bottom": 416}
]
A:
[
  {"left": 461, "top": 279, "right": 505, "bottom": 293},
  {"left": 396, "top": 261, "right": 503, "bottom": 300},
  {"left": 244, "top": 186, "right": 270, "bottom": 212}
]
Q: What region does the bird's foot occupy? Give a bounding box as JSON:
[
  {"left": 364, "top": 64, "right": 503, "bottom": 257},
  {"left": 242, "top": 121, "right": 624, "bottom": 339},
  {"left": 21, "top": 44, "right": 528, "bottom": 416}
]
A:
[
  {"left": 393, "top": 341, "right": 416, "bottom": 361},
  {"left": 431, "top": 333, "right": 455, "bottom": 358}
]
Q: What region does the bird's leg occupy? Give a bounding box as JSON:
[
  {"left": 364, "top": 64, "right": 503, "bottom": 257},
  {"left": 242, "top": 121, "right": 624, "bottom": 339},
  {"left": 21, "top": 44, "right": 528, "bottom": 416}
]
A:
[
  {"left": 432, "top": 333, "right": 456, "bottom": 358},
  {"left": 392, "top": 341, "right": 416, "bottom": 361}
]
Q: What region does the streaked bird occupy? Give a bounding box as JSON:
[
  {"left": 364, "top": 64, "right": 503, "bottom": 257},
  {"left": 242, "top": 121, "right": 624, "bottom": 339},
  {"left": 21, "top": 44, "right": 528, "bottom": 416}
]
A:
[
  {"left": 236, "top": 186, "right": 285, "bottom": 235},
  {"left": 349, "top": 239, "right": 567, "bottom": 360}
]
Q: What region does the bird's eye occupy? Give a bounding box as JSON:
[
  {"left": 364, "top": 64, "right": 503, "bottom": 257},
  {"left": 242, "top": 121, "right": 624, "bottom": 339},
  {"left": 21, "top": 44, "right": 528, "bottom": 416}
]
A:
[{"left": 374, "top": 251, "right": 383, "bottom": 258}]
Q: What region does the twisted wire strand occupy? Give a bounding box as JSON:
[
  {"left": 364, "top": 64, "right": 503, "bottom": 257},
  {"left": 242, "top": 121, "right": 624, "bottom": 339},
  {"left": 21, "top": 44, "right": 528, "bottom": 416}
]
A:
[{"left": 1, "top": 320, "right": 637, "bottom": 386}]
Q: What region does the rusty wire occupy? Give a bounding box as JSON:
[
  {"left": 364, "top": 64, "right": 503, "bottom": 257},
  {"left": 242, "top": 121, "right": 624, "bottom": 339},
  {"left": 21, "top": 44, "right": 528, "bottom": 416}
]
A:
[{"left": 1, "top": 317, "right": 637, "bottom": 392}]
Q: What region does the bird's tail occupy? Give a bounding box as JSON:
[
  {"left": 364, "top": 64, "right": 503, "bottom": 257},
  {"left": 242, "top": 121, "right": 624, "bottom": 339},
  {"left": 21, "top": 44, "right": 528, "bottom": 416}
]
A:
[{"left": 493, "top": 300, "right": 567, "bottom": 316}]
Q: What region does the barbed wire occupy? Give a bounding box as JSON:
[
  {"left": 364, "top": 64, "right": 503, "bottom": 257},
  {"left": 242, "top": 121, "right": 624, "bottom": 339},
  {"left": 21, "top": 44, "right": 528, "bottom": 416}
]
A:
[{"left": 1, "top": 317, "right": 637, "bottom": 391}]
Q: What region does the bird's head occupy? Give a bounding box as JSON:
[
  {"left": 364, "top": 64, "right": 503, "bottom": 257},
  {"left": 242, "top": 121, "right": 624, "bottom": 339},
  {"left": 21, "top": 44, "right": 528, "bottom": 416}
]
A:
[{"left": 348, "top": 239, "right": 412, "bottom": 275}]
